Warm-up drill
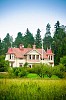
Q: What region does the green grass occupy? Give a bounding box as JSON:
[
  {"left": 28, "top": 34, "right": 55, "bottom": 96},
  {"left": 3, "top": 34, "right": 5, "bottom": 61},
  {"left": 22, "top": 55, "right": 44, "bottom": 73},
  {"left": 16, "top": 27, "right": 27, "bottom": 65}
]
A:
[
  {"left": 0, "top": 72, "right": 9, "bottom": 78},
  {"left": 51, "top": 75, "right": 60, "bottom": 79},
  {"left": 27, "top": 73, "right": 40, "bottom": 78},
  {"left": 0, "top": 79, "right": 66, "bottom": 100}
]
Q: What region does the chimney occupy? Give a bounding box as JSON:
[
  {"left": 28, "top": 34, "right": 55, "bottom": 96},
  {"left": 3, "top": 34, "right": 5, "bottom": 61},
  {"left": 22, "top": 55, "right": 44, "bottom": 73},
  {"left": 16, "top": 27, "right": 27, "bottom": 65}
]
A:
[
  {"left": 19, "top": 44, "right": 24, "bottom": 50},
  {"left": 33, "top": 45, "right": 36, "bottom": 49}
]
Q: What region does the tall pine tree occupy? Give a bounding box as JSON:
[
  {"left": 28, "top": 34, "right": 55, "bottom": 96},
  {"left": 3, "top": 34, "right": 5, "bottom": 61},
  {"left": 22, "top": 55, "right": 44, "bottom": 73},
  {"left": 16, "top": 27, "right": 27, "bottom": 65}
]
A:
[
  {"left": 14, "top": 32, "right": 23, "bottom": 47},
  {"left": 52, "top": 21, "right": 66, "bottom": 65},
  {"left": 2, "top": 33, "right": 12, "bottom": 54},
  {"left": 23, "top": 28, "right": 34, "bottom": 47},
  {"left": 35, "top": 28, "right": 42, "bottom": 48},
  {"left": 0, "top": 38, "right": 2, "bottom": 55},
  {"left": 43, "top": 23, "right": 53, "bottom": 50}
]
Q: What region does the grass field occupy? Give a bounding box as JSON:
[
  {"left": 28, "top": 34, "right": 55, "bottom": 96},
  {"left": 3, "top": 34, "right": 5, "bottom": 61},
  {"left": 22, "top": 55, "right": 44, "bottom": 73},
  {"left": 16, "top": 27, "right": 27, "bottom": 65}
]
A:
[{"left": 0, "top": 79, "right": 66, "bottom": 100}]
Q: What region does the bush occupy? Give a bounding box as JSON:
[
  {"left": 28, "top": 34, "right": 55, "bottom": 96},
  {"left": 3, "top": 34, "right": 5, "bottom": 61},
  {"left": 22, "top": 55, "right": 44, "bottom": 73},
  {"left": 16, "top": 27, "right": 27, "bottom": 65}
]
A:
[
  {"left": 8, "top": 67, "right": 28, "bottom": 78},
  {"left": 32, "top": 64, "right": 52, "bottom": 78},
  {"left": 0, "top": 55, "right": 9, "bottom": 72},
  {"left": 53, "top": 64, "right": 64, "bottom": 78}
]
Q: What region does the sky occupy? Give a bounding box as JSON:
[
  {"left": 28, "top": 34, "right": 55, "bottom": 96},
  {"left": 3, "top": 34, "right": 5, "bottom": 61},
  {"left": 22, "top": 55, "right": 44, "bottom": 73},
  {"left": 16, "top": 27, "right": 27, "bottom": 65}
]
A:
[{"left": 0, "top": 0, "right": 66, "bottom": 40}]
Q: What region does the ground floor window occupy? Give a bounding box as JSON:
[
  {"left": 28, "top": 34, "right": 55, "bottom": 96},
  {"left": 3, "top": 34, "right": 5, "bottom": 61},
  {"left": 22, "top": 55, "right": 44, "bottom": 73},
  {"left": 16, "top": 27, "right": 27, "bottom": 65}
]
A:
[
  {"left": 19, "top": 63, "right": 23, "bottom": 67},
  {"left": 29, "top": 64, "right": 32, "bottom": 68}
]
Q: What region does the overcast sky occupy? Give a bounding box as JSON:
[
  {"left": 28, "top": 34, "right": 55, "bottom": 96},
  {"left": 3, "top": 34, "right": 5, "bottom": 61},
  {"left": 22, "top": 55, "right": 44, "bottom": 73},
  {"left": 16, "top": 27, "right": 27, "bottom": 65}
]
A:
[{"left": 0, "top": 0, "right": 66, "bottom": 40}]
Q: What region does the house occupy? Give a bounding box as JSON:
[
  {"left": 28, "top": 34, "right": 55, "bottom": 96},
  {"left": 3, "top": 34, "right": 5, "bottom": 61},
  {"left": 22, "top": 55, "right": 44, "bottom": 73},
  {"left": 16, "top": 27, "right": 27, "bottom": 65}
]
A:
[{"left": 5, "top": 44, "right": 54, "bottom": 67}]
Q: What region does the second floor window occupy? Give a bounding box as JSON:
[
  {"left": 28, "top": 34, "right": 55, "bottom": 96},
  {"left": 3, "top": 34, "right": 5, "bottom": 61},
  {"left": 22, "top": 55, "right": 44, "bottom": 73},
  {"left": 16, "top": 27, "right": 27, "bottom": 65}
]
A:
[
  {"left": 32, "top": 55, "right": 35, "bottom": 59},
  {"left": 29, "top": 55, "right": 31, "bottom": 59},
  {"left": 10, "top": 54, "right": 14, "bottom": 59},
  {"left": 36, "top": 55, "right": 39, "bottom": 60},
  {"left": 51, "top": 56, "right": 52, "bottom": 60}
]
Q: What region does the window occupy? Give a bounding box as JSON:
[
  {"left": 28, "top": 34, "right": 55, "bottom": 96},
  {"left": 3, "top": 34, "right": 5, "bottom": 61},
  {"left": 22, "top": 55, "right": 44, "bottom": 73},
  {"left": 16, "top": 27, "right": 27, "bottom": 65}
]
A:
[
  {"left": 10, "top": 54, "right": 11, "bottom": 59},
  {"left": 19, "top": 63, "right": 23, "bottom": 67},
  {"left": 29, "top": 65, "right": 32, "bottom": 68},
  {"left": 36, "top": 55, "right": 39, "bottom": 60},
  {"left": 19, "top": 58, "right": 23, "bottom": 60},
  {"left": 51, "top": 56, "right": 52, "bottom": 60},
  {"left": 12, "top": 55, "right": 13, "bottom": 59},
  {"left": 32, "top": 55, "right": 35, "bottom": 59},
  {"left": 10, "top": 54, "right": 14, "bottom": 59},
  {"left": 49, "top": 56, "right": 50, "bottom": 60},
  {"left": 29, "top": 55, "right": 31, "bottom": 59}
]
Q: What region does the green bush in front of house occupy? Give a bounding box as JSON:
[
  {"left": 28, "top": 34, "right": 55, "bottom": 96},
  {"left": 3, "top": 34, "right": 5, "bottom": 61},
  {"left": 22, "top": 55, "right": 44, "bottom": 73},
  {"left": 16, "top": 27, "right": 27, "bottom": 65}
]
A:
[
  {"left": 31, "top": 63, "right": 65, "bottom": 78},
  {"left": 0, "top": 55, "right": 9, "bottom": 72},
  {"left": 8, "top": 67, "right": 28, "bottom": 78},
  {"left": 8, "top": 63, "right": 65, "bottom": 79}
]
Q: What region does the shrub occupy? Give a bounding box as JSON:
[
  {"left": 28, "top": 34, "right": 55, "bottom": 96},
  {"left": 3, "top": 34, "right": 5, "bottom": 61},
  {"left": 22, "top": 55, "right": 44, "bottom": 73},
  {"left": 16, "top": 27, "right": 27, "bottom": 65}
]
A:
[
  {"left": 18, "top": 68, "right": 28, "bottom": 77},
  {"left": 8, "top": 67, "right": 28, "bottom": 77},
  {"left": 32, "top": 64, "right": 52, "bottom": 78},
  {"left": 0, "top": 55, "right": 9, "bottom": 72},
  {"left": 53, "top": 65, "right": 64, "bottom": 78}
]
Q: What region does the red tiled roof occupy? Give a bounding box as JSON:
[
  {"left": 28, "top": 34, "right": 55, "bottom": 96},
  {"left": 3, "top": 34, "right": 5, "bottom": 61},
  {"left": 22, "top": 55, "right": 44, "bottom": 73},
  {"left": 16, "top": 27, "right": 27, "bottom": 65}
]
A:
[
  {"left": 37, "top": 49, "right": 48, "bottom": 59},
  {"left": 8, "top": 48, "right": 14, "bottom": 54},
  {"left": 7, "top": 48, "right": 32, "bottom": 58},
  {"left": 46, "top": 49, "right": 53, "bottom": 55},
  {"left": 7, "top": 47, "right": 53, "bottom": 58}
]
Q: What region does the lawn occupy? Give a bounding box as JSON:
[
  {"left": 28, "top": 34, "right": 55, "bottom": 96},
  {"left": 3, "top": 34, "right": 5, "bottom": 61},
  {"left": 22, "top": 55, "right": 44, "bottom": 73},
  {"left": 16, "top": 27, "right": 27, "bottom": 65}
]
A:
[{"left": 0, "top": 78, "right": 66, "bottom": 100}]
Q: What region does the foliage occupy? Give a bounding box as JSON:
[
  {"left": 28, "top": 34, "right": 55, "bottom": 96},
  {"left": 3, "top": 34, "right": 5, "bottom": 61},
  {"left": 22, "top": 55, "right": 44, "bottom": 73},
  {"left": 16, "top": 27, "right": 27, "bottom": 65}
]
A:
[
  {"left": 60, "top": 56, "right": 66, "bottom": 71},
  {"left": 27, "top": 73, "right": 39, "bottom": 78},
  {"left": 52, "top": 21, "right": 66, "bottom": 65},
  {"left": 0, "top": 55, "right": 9, "bottom": 72},
  {"left": 8, "top": 67, "right": 28, "bottom": 78},
  {"left": 35, "top": 28, "right": 42, "bottom": 48},
  {"left": 43, "top": 23, "right": 53, "bottom": 50},
  {"left": 0, "top": 72, "right": 9, "bottom": 78},
  {"left": 2, "top": 33, "right": 12, "bottom": 55},
  {"left": 54, "top": 21, "right": 60, "bottom": 34},
  {"left": 23, "top": 28, "right": 34, "bottom": 47},
  {"left": 14, "top": 32, "right": 23, "bottom": 47},
  {"left": 32, "top": 63, "right": 65, "bottom": 78},
  {"left": 24, "top": 62, "right": 28, "bottom": 67},
  {"left": 32, "top": 64, "right": 53, "bottom": 78},
  {"left": 60, "top": 56, "right": 66, "bottom": 66},
  {"left": 52, "top": 64, "right": 65, "bottom": 78},
  {"left": 0, "top": 79, "right": 66, "bottom": 100},
  {"left": 0, "top": 39, "right": 2, "bottom": 55}
]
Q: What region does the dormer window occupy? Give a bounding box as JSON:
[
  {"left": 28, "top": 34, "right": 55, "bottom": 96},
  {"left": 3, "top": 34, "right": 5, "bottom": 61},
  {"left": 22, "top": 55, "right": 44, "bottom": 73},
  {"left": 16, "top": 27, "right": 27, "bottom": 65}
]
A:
[
  {"left": 10, "top": 54, "right": 14, "bottom": 59},
  {"left": 49, "top": 56, "right": 50, "bottom": 60},
  {"left": 51, "top": 56, "right": 52, "bottom": 60},
  {"left": 10, "top": 54, "right": 11, "bottom": 59}
]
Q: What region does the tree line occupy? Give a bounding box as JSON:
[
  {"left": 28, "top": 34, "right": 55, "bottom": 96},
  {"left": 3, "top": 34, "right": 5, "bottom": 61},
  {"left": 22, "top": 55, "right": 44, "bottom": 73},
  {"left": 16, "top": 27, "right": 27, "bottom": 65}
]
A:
[{"left": 0, "top": 21, "right": 66, "bottom": 65}]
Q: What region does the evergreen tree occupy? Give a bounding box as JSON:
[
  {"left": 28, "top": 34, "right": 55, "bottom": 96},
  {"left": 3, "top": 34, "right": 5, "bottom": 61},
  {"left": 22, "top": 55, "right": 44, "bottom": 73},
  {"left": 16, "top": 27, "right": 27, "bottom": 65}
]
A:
[
  {"left": 14, "top": 32, "right": 23, "bottom": 47},
  {"left": 43, "top": 23, "right": 53, "bottom": 50},
  {"left": 23, "top": 28, "right": 34, "bottom": 47},
  {"left": 35, "top": 28, "right": 42, "bottom": 48},
  {"left": 54, "top": 21, "right": 60, "bottom": 34},
  {"left": 45, "top": 23, "right": 51, "bottom": 37},
  {"left": 52, "top": 21, "right": 66, "bottom": 65},
  {"left": 0, "top": 38, "right": 2, "bottom": 55},
  {"left": 2, "top": 33, "right": 12, "bottom": 54}
]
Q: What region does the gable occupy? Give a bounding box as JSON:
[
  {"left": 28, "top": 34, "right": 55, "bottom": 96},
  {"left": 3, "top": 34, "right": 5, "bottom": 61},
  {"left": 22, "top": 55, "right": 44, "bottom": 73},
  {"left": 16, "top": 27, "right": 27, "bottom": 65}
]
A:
[{"left": 27, "top": 49, "right": 41, "bottom": 55}]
